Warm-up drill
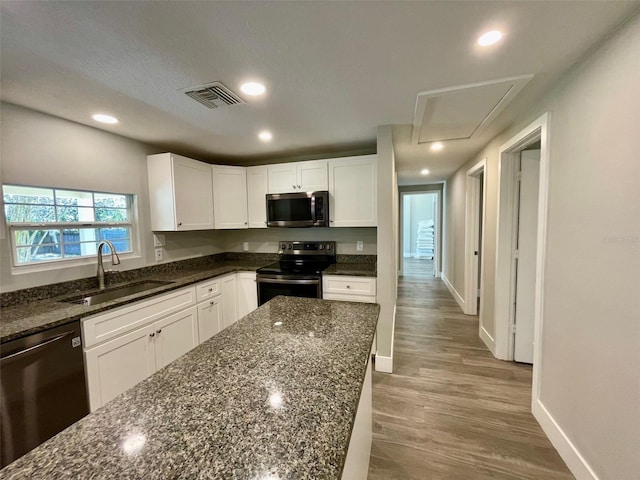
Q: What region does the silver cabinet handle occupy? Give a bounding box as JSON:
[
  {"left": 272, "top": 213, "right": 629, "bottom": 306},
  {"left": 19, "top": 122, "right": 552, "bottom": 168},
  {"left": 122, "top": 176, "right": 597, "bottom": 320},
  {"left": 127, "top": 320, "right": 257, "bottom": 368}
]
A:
[
  {"left": 149, "top": 332, "right": 155, "bottom": 338},
  {"left": 208, "top": 287, "right": 213, "bottom": 292},
  {"left": 210, "top": 300, "right": 217, "bottom": 306},
  {"left": 177, "top": 222, "right": 183, "bottom": 227},
  {"left": 346, "top": 285, "right": 351, "bottom": 289},
  {"left": 156, "top": 329, "right": 162, "bottom": 334},
  {"left": 244, "top": 222, "right": 248, "bottom": 225},
  {"left": 297, "top": 185, "right": 301, "bottom": 189}
]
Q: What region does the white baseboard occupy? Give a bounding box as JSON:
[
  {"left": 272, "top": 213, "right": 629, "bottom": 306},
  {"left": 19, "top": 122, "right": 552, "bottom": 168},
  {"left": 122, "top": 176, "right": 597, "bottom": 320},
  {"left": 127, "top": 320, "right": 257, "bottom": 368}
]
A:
[
  {"left": 441, "top": 272, "right": 465, "bottom": 312},
  {"left": 375, "top": 354, "right": 393, "bottom": 373},
  {"left": 479, "top": 325, "right": 495, "bottom": 354},
  {"left": 375, "top": 304, "right": 395, "bottom": 373},
  {"left": 533, "top": 398, "right": 599, "bottom": 480}
]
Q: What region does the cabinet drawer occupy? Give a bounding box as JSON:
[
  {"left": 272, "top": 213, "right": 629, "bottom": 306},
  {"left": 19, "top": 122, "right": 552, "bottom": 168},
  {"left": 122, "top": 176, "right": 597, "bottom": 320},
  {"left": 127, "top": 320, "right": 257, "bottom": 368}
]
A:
[
  {"left": 323, "top": 292, "right": 377, "bottom": 303},
  {"left": 82, "top": 287, "right": 196, "bottom": 348},
  {"left": 323, "top": 276, "right": 376, "bottom": 296},
  {"left": 196, "top": 278, "right": 221, "bottom": 302}
]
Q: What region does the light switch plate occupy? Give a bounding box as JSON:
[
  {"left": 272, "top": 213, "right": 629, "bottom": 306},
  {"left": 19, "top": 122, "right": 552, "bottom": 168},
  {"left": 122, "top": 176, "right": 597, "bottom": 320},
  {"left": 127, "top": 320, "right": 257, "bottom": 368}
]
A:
[
  {"left": 155, "top": 248, "right": 163, "bottom": 262},
  {"left": 356, "top": 240, "right": 364, "bottom": 251}
]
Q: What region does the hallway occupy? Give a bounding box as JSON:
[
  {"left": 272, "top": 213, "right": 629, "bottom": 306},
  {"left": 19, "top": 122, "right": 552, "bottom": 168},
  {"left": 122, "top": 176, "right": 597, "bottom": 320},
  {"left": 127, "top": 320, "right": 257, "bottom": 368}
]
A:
[{"left": 367, "top": 274, "right": 574, "bottom": 479}]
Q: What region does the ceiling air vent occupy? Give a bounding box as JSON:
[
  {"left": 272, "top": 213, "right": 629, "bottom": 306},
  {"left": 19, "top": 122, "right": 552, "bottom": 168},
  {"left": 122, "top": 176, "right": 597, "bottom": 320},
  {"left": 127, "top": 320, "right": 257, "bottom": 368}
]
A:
[{"left": 183, "top": 82, "right": 245, "bottom": 109}]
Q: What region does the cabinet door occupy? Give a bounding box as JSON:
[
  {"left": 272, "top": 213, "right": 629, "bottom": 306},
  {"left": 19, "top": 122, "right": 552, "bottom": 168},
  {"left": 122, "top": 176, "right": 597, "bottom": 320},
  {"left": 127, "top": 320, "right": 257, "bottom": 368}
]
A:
[
  {"left": 267, "top": 164, "right": 297, "bottom": 193},
  {"left": 84, "top": 325, "right": 155, "bottom": 411},
  {"left": 197, "top": 299, "right": 222, "bottom": 344},
  {"left": 298, "top": 159, "right": 328, "bottom": 192},
  {"left": 212, "top": 166, "right": 248, "bottom": 229},
  {"left": 329, "top": 155, "right": 377, "bottom": 227},
  {"left": 237, "top": 272, "right": 258, "bottom": 318},
  {"left": 220, "top": 274, "right": 238, "bottom": 329},
  {"left": 247, "top": 166, "right": 268, "bottom": 228},
  {"left": 153, "top": 306, "right": 198, "bottom": 370},
  {"left": 173, "top": 155, "right": 214, "bottom": 230}
]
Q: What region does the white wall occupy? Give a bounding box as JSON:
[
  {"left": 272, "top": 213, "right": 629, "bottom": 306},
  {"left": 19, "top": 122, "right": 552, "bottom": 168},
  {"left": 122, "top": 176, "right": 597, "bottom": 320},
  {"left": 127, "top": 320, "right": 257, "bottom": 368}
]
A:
[
  {"left": 0, "top": 103, "right": 226, "bottom": 292},
  {"left": 375, "top": 125, "right": 398, "bottom": 371},
  {"left": 224, "top": 227, "right": 376, "bottom": 255},
  {"left": 443, "top": 13, "right": 640, "bottom": 479}
]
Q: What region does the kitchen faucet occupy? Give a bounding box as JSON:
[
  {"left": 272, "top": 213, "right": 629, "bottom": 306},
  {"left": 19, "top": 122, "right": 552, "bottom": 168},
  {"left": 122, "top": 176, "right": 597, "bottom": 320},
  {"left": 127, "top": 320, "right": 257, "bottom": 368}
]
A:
[{"left": 97, "top": 240, "right": 121, "bottom": 289}]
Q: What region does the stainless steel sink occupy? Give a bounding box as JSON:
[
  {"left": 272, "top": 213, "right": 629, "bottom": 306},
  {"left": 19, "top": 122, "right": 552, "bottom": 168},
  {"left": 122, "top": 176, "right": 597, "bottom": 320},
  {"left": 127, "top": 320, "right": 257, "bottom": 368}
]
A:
[{"left": 61, "top": 280, "right": 174, "bottom": 306}]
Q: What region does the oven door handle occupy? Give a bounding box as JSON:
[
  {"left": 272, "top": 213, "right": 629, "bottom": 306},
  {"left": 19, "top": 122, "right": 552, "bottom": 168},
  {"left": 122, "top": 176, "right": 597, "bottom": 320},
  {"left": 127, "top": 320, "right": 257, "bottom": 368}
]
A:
[{"left": 257, "top": 277, "right": 320, "bottom": 285}]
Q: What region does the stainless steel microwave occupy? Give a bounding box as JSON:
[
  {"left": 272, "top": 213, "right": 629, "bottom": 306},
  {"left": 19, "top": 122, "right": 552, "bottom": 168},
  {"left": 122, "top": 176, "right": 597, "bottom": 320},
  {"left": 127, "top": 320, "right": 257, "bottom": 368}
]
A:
[{"left": 266, "top": 191, "right": 329, "bottom": 227}]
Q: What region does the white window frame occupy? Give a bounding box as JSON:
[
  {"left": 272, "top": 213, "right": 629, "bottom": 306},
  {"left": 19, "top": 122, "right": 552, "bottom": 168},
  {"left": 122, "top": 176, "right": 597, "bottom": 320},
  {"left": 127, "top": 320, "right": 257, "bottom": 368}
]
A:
[{"left": 3, "top": 185, "right": 138, "bottom": 270}]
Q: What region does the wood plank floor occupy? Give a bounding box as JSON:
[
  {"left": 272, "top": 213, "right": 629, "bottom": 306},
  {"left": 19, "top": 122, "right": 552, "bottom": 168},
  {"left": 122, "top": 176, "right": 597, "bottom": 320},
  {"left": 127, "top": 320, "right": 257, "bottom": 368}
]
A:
[
  {"left": 367, "top": 274, "right": 574, "bottom": 480},
  {"left": 402, "top": 258, "right": 434, "bottom": 277}
]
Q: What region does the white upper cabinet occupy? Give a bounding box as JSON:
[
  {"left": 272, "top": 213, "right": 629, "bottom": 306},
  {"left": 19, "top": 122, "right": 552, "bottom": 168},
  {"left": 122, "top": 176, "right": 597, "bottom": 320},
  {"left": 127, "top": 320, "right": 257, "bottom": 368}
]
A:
[
  {"left": 147, "top": 153, "right": 214, "bottom": 231},
  {"left": 212, "top": 166, "right": 248, "bottom": 229},
  {"left": 246, "top": 166, "right": 268, "bottom": 228},
  {"left": 328, "top": 155, "right": 377, "bottom": 227},
  {"left": 297, "top": 160, "right": 328, "bottom": 192},
  {"left": 267, "top": 163, "right": 297, "bottom": 193},
  {"left": 267, "top": 160, "right": 328, "bottom": 193}
]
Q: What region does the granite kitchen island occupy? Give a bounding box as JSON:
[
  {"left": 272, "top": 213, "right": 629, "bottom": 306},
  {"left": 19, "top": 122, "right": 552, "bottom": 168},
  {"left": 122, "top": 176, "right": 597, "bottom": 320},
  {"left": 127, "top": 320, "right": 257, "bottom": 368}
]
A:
[{"left": 0, "top": 296, "right": 379, "bottom": 480}]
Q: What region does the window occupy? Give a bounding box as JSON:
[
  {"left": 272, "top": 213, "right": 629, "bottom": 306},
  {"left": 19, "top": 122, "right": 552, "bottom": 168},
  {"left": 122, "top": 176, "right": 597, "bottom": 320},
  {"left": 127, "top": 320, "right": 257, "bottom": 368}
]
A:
[{"left": 3, "top": 185, "right": 134, "bottom": 266}]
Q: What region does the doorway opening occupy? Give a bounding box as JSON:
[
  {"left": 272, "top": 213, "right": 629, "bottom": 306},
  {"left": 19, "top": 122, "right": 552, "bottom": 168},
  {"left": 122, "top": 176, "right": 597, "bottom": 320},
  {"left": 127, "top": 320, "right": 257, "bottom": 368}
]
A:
[
  {"left": 464, "top": 159, "right": 487, "bottom": 321},
  {"left": 494, "top": 113, "right": 550, "bottom": 401},
  {"left": 400, "top": 191, "right": 440, "bottom": 278}
]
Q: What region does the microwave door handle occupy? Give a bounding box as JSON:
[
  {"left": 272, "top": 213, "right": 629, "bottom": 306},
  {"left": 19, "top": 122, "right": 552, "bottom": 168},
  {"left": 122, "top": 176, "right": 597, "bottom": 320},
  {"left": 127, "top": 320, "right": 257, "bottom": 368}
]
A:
[{"left": 310, "top": 194, "right": 317, "bottom": 225}]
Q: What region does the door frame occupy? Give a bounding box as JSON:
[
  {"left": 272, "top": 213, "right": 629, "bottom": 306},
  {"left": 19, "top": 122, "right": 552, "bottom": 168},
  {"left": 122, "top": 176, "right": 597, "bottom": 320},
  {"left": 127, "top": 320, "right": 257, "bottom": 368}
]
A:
[
  {"left": 494, "top": 113, "right": 550, "bottom": 400},
  {"left": 463, "top": 158, "right": 487, "bottom": 316},
  {"left": 398, "top": 189, "right": 441, "bottom": 277}
]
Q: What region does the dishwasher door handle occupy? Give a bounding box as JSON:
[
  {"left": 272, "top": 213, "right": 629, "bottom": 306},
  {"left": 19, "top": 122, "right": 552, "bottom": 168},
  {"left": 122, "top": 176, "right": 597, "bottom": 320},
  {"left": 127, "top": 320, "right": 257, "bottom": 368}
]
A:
[{"left": 0, "top": 331, "right": 75, "bottom": 365}]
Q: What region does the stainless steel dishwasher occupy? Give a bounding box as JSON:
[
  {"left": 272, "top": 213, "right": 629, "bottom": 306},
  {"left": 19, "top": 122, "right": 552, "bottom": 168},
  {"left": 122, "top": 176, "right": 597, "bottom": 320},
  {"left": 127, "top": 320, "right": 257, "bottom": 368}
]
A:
[{"left": 1, "top": 320, "right": 89, "bottom": 467}]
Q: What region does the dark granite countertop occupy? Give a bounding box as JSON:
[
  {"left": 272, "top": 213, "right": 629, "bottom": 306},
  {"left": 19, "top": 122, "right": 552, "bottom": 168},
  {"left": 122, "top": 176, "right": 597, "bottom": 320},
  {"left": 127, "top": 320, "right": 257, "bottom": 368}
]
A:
[
  {"left": 0, "top": 296, "right": 380, "bottom": 480},
  {"left": 0, "top": 261, "right": 268, "bottom": 344},
  {"left": 323, "top": 263, "right": 377, "bottom": 277}
]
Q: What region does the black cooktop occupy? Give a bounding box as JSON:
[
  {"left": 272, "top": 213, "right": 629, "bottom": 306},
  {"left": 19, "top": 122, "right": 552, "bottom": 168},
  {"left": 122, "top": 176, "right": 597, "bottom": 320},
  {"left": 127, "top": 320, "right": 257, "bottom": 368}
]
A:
[{"left": 256, "top": 241, "right": 336, "bottom": 276}]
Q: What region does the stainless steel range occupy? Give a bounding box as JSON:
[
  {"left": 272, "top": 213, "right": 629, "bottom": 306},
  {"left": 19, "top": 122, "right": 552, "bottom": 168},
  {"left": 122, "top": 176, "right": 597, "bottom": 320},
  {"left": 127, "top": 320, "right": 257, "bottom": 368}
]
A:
[{"left": 256, "top": 241, "right": 336, "bottom": 306}]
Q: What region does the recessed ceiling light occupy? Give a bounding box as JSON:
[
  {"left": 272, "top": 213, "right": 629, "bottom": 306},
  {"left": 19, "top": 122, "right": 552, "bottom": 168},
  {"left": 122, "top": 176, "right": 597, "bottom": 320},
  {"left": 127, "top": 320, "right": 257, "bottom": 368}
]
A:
[
  {"left": 421, "top": 169, "right": 430, "bottom": 175},
  {"left": 92, "top": 113, "right": 119, "bottom": 124},
  {"left": 478, "top": 30, "right": 502, "bottom": 47},
  {"left": 240, "top": 82, "right": 266, "bottom": 96},
  {"left": 258, "top": 130, "right": 272, "bottom": 142},
  {"left": 431, "top": 142, "right": 444, "bottom": 151}
]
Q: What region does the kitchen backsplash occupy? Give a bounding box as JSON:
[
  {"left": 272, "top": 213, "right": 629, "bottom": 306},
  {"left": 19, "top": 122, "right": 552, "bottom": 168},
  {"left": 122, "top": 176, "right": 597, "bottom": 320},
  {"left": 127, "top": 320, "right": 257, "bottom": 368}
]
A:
[{"left": 0, "top": 252, "right": 376, "bottom": 307}]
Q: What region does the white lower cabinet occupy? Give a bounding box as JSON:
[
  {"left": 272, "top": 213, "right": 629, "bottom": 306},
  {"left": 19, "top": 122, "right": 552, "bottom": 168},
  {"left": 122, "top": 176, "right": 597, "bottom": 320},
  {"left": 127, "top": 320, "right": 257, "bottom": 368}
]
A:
[
  {"left": 220, "top": 274, "right": 239, "bottom": 329},
  {"left": 197, "top": 296, "right": 222, "bottom": 343},
  {"left": 84, "top": 272, "right": 260, "bottom": 412},
  {"left": 153, "top": 307, "right": 198, "bottom": 369},
  {"left": 322, "top": 275, "right": 377, "bottom": 303},
  {"left": 237, "top": 272, "right": 258, "bottom": 318},
  {"left": 84, "top": 305, "right": 198, "bottom": 411}
]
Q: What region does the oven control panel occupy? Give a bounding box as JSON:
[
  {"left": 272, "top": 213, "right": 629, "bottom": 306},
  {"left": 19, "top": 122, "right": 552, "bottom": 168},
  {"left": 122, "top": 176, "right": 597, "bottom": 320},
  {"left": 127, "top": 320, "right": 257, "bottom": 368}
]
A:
[{"left": 278, "top": 241, "right": 335, "bottom": 255}]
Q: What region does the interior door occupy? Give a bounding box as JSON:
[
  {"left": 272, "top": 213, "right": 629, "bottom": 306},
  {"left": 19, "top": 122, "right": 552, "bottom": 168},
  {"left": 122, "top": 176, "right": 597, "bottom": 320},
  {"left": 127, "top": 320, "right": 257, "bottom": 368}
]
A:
[{"left": 514, "top": 150, "right": 540, "bottom": 364}]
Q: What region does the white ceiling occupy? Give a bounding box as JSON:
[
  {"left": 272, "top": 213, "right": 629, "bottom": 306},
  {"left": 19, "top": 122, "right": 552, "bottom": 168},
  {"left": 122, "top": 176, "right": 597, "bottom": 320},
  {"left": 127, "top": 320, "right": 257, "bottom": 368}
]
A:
[{"left": 1, "top": 1, "right": 638, "bottom": 184}]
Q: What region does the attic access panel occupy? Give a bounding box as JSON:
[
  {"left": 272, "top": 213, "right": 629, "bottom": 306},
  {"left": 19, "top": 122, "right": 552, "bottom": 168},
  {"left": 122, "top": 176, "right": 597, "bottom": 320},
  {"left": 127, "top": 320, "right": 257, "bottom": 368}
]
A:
[{"left": 412, "top": 75, "right": 533, "bottom": 144}]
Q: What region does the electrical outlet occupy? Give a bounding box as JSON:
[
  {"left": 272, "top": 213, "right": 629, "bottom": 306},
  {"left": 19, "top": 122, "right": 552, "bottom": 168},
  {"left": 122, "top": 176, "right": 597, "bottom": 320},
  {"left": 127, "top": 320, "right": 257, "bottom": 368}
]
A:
[
  {"left": 242, "top": 241, "right": 249, "bottom": 252},
  {"left": 356, "top": 240, "right": 364, "bottom": 252},
  {"left": 155, "top": 248, "right": 163, "bottom": 262}
]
